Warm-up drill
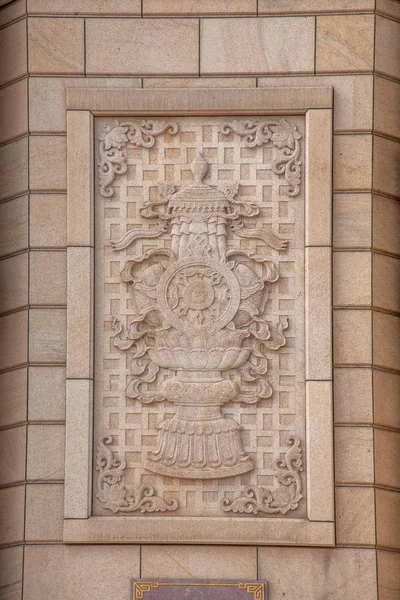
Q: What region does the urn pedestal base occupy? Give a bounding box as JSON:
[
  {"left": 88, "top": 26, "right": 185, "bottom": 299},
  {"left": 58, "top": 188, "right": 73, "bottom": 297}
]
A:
[{"left": 145, "top": 374, "right": 254, "bottom": 480}]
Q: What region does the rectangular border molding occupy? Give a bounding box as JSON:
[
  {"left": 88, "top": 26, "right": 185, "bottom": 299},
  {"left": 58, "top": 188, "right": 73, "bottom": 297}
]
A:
[{"left": 64, "top": 88, "right": 334, "bottom": 545}]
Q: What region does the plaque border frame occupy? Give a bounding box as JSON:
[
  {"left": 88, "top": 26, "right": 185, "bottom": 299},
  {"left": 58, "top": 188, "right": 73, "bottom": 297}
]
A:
[{"left": 63, "top": 87, "right": 334, "bottom": 545}]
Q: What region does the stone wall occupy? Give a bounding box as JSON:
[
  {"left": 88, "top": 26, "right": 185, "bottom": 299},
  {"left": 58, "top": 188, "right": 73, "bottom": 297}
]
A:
[{"left": 0, "top": 1, "right": 399, "bottom": 598}]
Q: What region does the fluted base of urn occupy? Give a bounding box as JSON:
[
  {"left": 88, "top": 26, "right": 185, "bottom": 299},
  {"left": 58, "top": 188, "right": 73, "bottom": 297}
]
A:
[{"left": 145, "top": 415, "right": 254, "bottom": 479}]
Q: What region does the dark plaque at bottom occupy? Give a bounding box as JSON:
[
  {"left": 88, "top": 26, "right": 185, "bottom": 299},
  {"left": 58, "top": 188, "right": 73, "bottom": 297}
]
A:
[{"left": 132, "top": 580, "right": 266, "bottom": 599}]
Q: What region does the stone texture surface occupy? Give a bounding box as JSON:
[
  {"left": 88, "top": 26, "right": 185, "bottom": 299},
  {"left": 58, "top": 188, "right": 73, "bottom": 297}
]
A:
[
  {"left": 0, "top": 485, "right": 25, "bottom": 545},
  {"left": 258, "top": 75, "right": 373, "bottom": 132},
  {"left": 375, "top": 16, "right": 400, "bottom": 80},
  {"left": 333, "top": 194, "right": 371, "bottom": 249},
  {"left": 334, "top": 135, "right": 372, "bottom": 191},
  {"left": 141, "top": 546, "right": 257, "bottom": 578},
  {"left": 336, "top": 486, "right": 375, "bottom": 546},
  {"left": 201, "top": 17, "right": 315, "bottom": 74},
  {"left": 0, "top": 367, "right": 27, "bottom": 428},
  {"left": 25, "top": 483, "right": 64, "bottom": 541},
  {"left": 143, "top": 77, "right": 257, "bottom": 89},
  {"left": 374, "top": 370, "right": 400, "bottom": 431},
  {"left": 29, "top": 308, "right": 66, "bottom": 363},
  {"left": 0, "top": 252, "right": 29, "bottom": 314},
  {"left": 27, "top": 0, "right": 141, "bottom": 14},
  {"left": 376, "top": 489, "right": 400, "bottom": 550},
  {"left": 333, "top": 251, "right": 371, "bottom": 307},
  {"left": 373, "top": 196, "right": 400, "bottom": 257},
  {"left": 335, "top": 426, "right": 374, "bottom": 484},
  {"left": 0, "top": 545, "right": 23, "bottom": 600},
  {"left": 374, "top": 76, "right": 400, "bottom": 140},
  {"left": 0, "top": 0, "right": 26, "bottom": 27},
  {"left": 29, "top": 136, "right": 67, "bottom": 192},
  {"left": 27, "top": 424, "right": 65, "bottom": 481},
  {"left": 86, "top": 19, "right": 199, "bottom": 75},
  {"left": 23, "top": 545, "right": 140, "bottom": 600},
  {"left": 333, "top": 309, "right": 372, "bottom": 364},
  {"left": 375, "top": 428, "right": 400, "bottom": 490},
  {"left": 29, "top": 251, "right": 67, "bottom": 306},
  {"left": 28, "top": 366, "right": 66, "bottom": 422},
  {"left": 0, "top": 196, "right": 29, "bottom": 258},
  {"left": 259, "top": 0, "right": 375, "bottom": 13},
  {"left": 0, "top": 78, "right": 28, "bottom": 145},
  {"left": 373, "top": 311, "right": 400, "bottom": 371},
  {"left": 0, "top": 137, "right": 29, "bottom": 202},
  {"left": 316, "top": 15, "right": 374, "bottom": 73},
  {"left": 28, "top": 17, "right": 84, "bottom": 74},
  {"left": 376, "top": 0, "right": 400, "bottom": 19},
  {"left": 0, "top": 310, "right": 28, "bottom": 370},
  {"left": 373, "top": 136, "right": 400, "bottom": 199},
  {"left": 30, "top": 194, "right": 67, "bottom": 248},
  {"left": 0, "top": 425, "right": 26, "bottom": 486},
  {"left": 258, "top": 547, "right": 377, "bottom": 600},
  {"left": 334, "top": 367, "right": 373, "bottom": 424},
  {"left": 0, "top": 20, "right": 27, "bottom": 86},
  {"left": 373, "top": 253, "right": 400, "bottom": 314},
  {"left": 377, "top": 550, "right": 400, "bottom": 600},
  {"left": 144, "top": 0, "right": 256, "bottom": 15}
]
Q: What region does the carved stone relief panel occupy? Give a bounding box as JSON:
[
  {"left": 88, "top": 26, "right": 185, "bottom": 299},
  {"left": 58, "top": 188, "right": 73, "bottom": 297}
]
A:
[{"left": 93, "top": 116, "right": 305, "bottom": 519}]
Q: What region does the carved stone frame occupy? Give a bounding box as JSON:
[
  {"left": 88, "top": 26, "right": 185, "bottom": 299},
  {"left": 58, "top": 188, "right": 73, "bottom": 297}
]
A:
[{"left": 64, "top": 88, "right": 334, "bottom": 545}]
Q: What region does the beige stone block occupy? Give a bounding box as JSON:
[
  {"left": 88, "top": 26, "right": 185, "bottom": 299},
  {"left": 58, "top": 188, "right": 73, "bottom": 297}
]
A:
[
  {"left": 374, "top": 370, "right": 400, "bottom": 430},
  {"left": 86, "top": 18, "right": 198, "bottom": 75},
  {"left": 305, "top": 110, "right": 332, "bottom": 246},
  {"left": 0, "top": 196, "right": 28, "bottom": 257},
  {"left": 373, "top": 253, "right": 400, "bottom": 314},
  {"left": 0, "top": 79, "right": 28, "bottom": 145},
  {"left": 25, "top": 483, "right": 64, "bottom": 541},
  {"left": 0, "top": 0, "right": 26, "bottom": 27},
  {"left": 143, "top": 77, "right": 257, "bottom": 89},
  {"left": 335, "top": 426, "right": 374, "bottom": 484},
  {"left": 377, "top": 549, "right": 400, "bottom": 600},
  {"left": 333, "top": 309, "right": 372, "bottom": 365},
  {"left": 29, "top": 308, "right": 66, "bottom": 363},
  {"left": 27, "top": 0, "right": 141, "bottom": 15},
  {"left": 373, "top": 196, "right": 400, "bottom": 257},
  {"left": 28, "top": 366, "right": 65, "bottom": 422},
  {"left": 67, "top": 112, "right": 93, "bottom": 246},
  {"left": 333, "top": 194, "right": 371, "bottom": 249},
  {"left": 377, "top": 0, "right": 400, "bottom": 19},
  {"left": 333, "top": 251, "right": 371, "bottom": 307},
  {"left": 0, "top": 310, "right": 28, "bottom": 370},
  {"left": 29, "top": 136, "right": 67, "bottom": 192},
  {"left": 29, "top": 251, "right": 67, "bottom": 306},
  {"left": 375, "top": 429, "right": 400, "bottom": 490},
  {"left": 373, "top": 136, "right": 400, "bottom": 199},
  {"left": 144, "top": 0, "right": 256, "bottom": 15},
  {"left": 64, "top": 379, "right": 92, "bottom": 518},
  {"left": 0, "top": 252, "right": 28, "bottom": 314},
  {"left": 375, "top": 16, "right": 400, "bottom": 80},
  {"left": 0, "top": 485, "right": 24, "bottom": 545},
  {"left": 0, "top": 20, "right": 27, "bottom": 86},
  {"left": 23, "top": 545, "right": 140, "bottom": 600},
  {"left": 305, "top": 248, "right": 332, "bottom": 379},
  {"left": 141, "top": 545, "right": 257, "bottom": 578},
  {"left": 316, "top": 15, "right": 374, "bottom": 73},
  {"left": 374, "top": 77, "right": 400, "bottom": 141},
  {"left": 0, "top": 545, "right": 23, "bottom": 600},
  {"left": 27, "top": 424, "right": 65, "bottom": 481},
  {"left": 306, "top": 381, "right": 334, "bottom": 521},
  {"left": 373, "top": 312, "right": 400, "bottom": 371},
  {"left": 334, "top": 367, "right": 373, "bottom": 424},
  {"left": 30, "top": 194, "right": 67, "bottom": 248},
  {"left": 0, "top": 137, "right": 28, "bottom": 202},
  {"left": 336, "top": 486, "right": 375, "bottom": 546},
  {"left": 334, "top": 135, "right": 372, "bottom": 191},
  {"left": 0, "top": 425, "right": 26, "bottom": 486},
  {"left": 259, "top": 0, "right": 375, "bottom": 13},
  {"left": 0, "top": 367, "right": 27, "bottom": 428},
  {"left": 376, "top": 489, "right": 400, "bottom": 550},
  {"left": 201, "top": 17, "right": 314, "bottom": 75},
  {"left": 258, "top": 75, "right": 373, "bottom": 133},
  {"left": 258, "top": 547, "right": 377, "bottom": 600},
  {"left": 29, "top": 77, "right": 141, "bottom": 133},
  {"left": 28, "top": 17, "right": 84, "bottom": 74},
  {"left": 67, "top": 248, "right": 92, "bottom": 378}
]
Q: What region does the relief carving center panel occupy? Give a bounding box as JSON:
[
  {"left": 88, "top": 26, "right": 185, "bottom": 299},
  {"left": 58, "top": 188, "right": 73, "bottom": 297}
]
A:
[{"left": 93, "top": 116, "right": 305, "bottom": 518}]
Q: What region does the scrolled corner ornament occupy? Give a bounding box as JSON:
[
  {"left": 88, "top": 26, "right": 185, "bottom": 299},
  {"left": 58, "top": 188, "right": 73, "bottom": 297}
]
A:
[
  {"left": 110, "top": 152, "right": 290, "bottom": 481},
  {"left": 220, "top": 118, "right": 302, "bottom": 196},
  {"left": 98, "top": 119, "right": 179, "bottom": 197},
  {"left": 96, "top": 437, "right": 178, "bottom": 514},
  {"left": 221, "top": 435, "right": 303, "bottom": 515}
]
